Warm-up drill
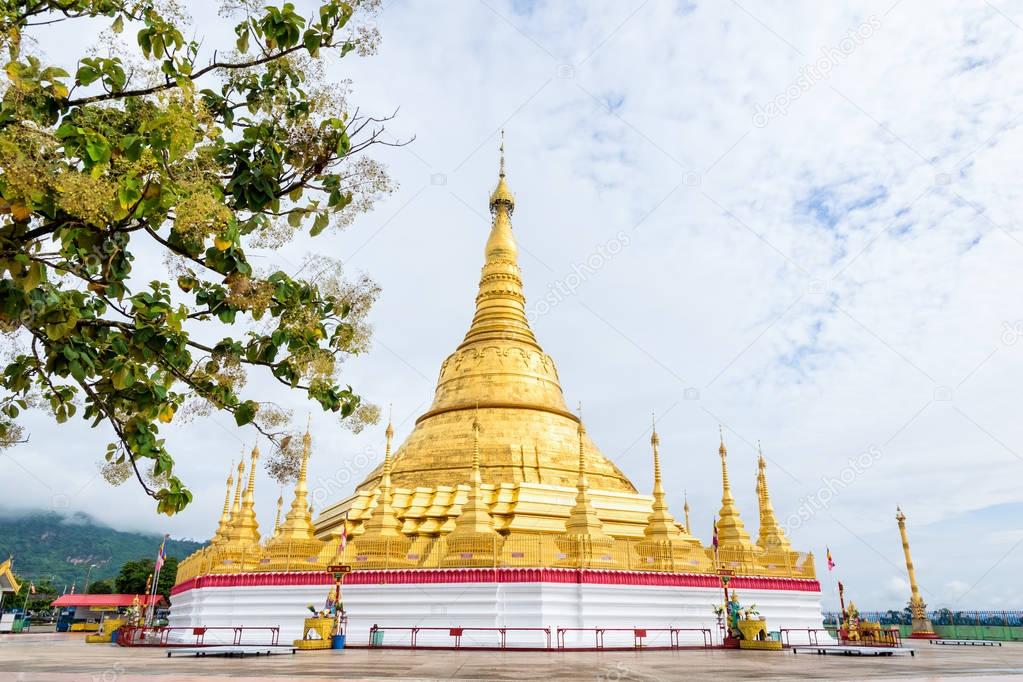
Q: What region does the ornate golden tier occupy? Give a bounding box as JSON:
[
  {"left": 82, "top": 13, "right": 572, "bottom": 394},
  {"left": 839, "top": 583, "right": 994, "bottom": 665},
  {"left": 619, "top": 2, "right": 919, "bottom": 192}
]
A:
[{"left": 174, "top": 139, "right": 815, "bottom": 586}]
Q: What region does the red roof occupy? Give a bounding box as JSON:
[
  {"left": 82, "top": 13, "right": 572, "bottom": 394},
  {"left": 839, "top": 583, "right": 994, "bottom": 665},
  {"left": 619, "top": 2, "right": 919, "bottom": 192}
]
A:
[{"left": 51, "top": 594, "right": 164, "bottom": 608}]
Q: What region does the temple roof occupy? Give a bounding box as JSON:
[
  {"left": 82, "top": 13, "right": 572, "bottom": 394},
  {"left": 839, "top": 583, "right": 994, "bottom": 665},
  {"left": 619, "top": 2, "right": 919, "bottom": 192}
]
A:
[{"left": 357, "top": 140, "right": 636, "bottom": 494}]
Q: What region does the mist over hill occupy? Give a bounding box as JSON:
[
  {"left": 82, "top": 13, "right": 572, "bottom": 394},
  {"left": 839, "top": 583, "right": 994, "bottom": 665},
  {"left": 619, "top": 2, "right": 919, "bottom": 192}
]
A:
[{"left": 0, "top": 510, "right": 205, "bottom": 588}]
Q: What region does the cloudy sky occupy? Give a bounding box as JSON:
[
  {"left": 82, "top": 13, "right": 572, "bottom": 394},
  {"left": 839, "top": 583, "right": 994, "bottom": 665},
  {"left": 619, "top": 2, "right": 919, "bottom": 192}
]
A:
[{"left": 4, "top": 0, "right": 1023, "bottom": 611}]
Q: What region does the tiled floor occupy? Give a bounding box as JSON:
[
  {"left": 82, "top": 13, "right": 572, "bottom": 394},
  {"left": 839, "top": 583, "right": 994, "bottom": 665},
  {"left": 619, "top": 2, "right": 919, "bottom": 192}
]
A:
[{"left": 1, "top": 634, "right": 1022, "bottom": 681}]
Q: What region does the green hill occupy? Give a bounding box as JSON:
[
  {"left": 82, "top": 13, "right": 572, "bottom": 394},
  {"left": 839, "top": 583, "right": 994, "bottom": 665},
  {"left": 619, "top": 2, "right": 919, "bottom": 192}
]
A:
[{"left": 0, "top": 510, "right": 204, "bottom": 589}]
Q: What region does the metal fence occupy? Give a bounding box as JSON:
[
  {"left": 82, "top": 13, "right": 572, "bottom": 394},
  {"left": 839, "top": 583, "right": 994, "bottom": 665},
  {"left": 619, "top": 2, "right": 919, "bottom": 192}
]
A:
[{"left": 823, "top": 610, "right": 1023, "bottom": 626}]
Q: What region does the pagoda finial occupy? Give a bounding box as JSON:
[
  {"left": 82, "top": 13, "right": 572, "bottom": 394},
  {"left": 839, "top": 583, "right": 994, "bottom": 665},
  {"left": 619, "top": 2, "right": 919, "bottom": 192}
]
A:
[
  {"left": 382, "top": 409, "right": 394, "bottom": 487},
  {"left": 499, "top": 129, "right": 506, "bottom": 178},
  {"left": 650, "top": 413, "right": 662, "bottom": 487},
  {"left": 489, "top": 130, "right": 514, "bottom": 214},
  {"left": 643, "top": 413, "right": 685, "bottom": 542},
  {"left": 719, "top": 427, "right": 731, "bottom": 497},
  {"left": 447, "top": 412, "right": 496, "bottom": 538},
  {"left": 276, "top": 422, "right": 317, "bottom": 542},
  {"left": 273, "top": 492, "right": 284, "bottom": 536},
  {"left": 714, "top": 428, "right": 753, "bottom": 551},
  {"left": 755, "top": 443, "right": 791, "bottom": 552},
  {"left": 232, "top": 444, "right": 261, "bottom": 545},
  {"left": 231, "top": 457, "right": 245, "bottom": 519},
  {"left": 471, "top": 404, "right": 482, "bottom": 486},
  {"left": 576, "top": 402, "right": 587, "bottom": 489},
  {"left": 361, "top": 420, "right": 402, "bottom": 537},
  {"left": 212, "top": 461, "right": 235, "bottom": 544},
  {"left": 683, "top": 490, "right": 691, "bottom": 533},
  {"left": 564, "top": 403, "right": 608, "bottom": 539}
]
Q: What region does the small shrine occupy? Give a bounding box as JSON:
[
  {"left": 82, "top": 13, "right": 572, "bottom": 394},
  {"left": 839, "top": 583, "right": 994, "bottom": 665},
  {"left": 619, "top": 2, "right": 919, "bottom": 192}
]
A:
[{"left": 715, "top": 590, "right": 783, "bottom": 650}]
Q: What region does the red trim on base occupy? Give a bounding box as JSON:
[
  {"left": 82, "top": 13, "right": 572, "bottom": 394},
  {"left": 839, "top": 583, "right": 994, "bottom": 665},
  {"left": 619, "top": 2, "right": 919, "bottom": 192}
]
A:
[{"left": 171, "top": 568, "right": 819, "bottom": 596}]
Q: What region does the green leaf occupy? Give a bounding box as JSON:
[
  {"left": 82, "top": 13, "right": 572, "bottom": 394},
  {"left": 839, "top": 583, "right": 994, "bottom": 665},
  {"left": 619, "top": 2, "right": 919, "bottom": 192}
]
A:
[
  {"left": 310, "top": 212, "right": 329, "bottom": 236},
  {"left": 112, "top": 15, "right": 124, "bottom": 34},
  {"left": 234, "top": 400, "right": 258, "bottom": 426}
]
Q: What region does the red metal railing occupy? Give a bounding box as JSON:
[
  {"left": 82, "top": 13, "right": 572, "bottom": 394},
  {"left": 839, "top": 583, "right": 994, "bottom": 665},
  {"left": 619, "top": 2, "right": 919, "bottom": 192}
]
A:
[
  {"left": 780, "top": 628, "right": 827, "bottom": 647},
  {"left": 367, "top": 625, "right": 551, "bottom": 649},
  {"left": 117, "top": 625, "right": 279, "bottom": 647},
  {"left": 556, "top": 627, "right": 713, "bottom": 649}
]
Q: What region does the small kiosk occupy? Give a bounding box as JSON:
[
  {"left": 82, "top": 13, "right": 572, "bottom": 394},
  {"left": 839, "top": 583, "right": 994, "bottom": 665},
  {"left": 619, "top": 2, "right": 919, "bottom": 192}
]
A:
[{"left": 51, "top": 594, "right": 163, "bottom": 636}]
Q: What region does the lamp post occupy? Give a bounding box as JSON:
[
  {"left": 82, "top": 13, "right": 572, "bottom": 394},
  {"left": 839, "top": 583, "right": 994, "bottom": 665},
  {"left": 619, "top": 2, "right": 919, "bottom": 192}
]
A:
[{"left": 82, "top": 564, "right": 96, "bottom": 594}]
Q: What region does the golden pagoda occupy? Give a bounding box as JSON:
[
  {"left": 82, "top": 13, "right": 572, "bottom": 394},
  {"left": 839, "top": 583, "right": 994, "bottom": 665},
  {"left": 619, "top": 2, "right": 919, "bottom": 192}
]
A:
[
  {"left": 172, "top": 139, "right": 819, "bottom": 587},
  {"left": 315, "top": 137, "right": 648, "bottom": 544}
]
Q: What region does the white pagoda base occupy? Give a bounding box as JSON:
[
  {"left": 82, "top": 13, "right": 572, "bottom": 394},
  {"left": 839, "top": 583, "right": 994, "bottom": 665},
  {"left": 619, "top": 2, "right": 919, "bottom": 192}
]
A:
[{"left": 168, "top": 568, "right": 832, "bottom": 648}]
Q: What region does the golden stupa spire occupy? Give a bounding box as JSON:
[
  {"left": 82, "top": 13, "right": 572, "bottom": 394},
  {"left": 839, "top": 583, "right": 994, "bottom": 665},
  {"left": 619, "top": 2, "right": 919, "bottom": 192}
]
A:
[
  {"left": 448, "top": 407, "right": 497, "bottom": 538},
  {"left": 231, "top": 456, "right": 245, "bottom": 518},
  {"left": 643, "top": 414, "right": 684, "bottom": 541},
  {"left": 755, "top": 443, "right": 791, "bottom": 552},
  {"left": 273, "top": 492, "right": 284, "bottom": 536},
  {"left": 212, "top": 461, "right": 235, "bottom": 544},
  {"left": 460, "top": 130, "right": 538, "bottom": 352},
  {"left": 220, "top": 456, "right": 246, "bottom": 545},
  {"left": 233, "top": 444, "right": 261, "bottom": 545},
  {"left": 277, "top": 422, "right": 317, "bottom": 541},
  {"left": 564, "top": 406, "right": 609, "bottom": 538},
  {"left": 715, "top": 427, "right": 753, "bottom": 551},
  {"left": 683, "top": 491, "right": 691, "bottom": 534},
  {"left": 362, "top": 416, "right": 402, "bottom": 537}
]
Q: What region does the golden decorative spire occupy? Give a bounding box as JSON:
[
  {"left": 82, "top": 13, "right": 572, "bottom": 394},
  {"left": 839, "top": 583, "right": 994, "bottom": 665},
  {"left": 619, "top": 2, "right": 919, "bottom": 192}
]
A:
[
  {"left": 564, "top": 408, "right": 609, "bottom": 538},
  {"left": 643, "top": 414, "right": 684, "bottom": 541},
  {"left": 489, "top": 130, "right": 515, "bottom": 214},
  {"left": 896, "top": 506, "right": 936, "bottom": 636},
  {"left": 233, "top": 445, "right": 261, "bottom": 545},
  {"left": 273, "top": 493, "right": 284, "bottom": 536},
  {"left": 715, "top": 428, "right": 753, "bottom": 551},
  {"left": 361, "top": 417, "right": 402, "bottom": 537},
  {"left": 754, "top": 443, "right": 791, "bottom": 552},
  {"left": 277, "top": 424, "right": 317, "bottom": 541},
  {"left": 461, "top": 130, "right": 534, "bottom": 351},
  {"left": 448, "top": 409, "right": 497, "bottom": 538},
  {"left": 683, "top": 491, "right": 691, "bottom": 534},
  {"left": 220, "top": 456, "right": 246, "bottom": 545},
  {"left": 212, "top": 462, "right": 235, "bottom": 544}
]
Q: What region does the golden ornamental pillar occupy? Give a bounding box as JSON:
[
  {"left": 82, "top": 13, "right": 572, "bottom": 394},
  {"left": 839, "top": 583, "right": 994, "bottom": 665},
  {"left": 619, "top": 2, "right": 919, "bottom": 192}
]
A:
[{"left": 896, "top": 506, "right": 936, "bottom": 638}]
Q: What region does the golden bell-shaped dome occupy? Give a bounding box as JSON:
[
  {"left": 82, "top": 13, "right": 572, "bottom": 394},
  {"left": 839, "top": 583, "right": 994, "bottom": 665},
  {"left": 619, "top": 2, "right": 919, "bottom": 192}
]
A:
[{"left": 357, "top": 139, "right": 635, "bottom": 494}]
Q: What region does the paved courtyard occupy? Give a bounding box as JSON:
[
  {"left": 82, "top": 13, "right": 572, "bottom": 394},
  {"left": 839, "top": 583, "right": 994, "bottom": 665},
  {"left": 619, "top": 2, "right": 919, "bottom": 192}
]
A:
[{"left": 2, "top": 634, "right": 1023, "bottom": 681}]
